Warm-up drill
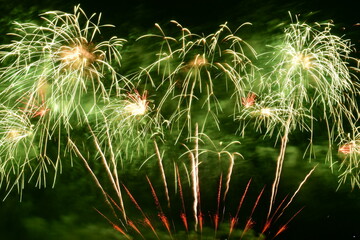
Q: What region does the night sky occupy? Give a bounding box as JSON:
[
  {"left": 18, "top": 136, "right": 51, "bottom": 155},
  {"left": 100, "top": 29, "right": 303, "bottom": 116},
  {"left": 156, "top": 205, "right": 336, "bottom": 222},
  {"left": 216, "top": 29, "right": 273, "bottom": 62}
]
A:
[{"left": 0, "top": 0, "right": 359, "bottom": 239}]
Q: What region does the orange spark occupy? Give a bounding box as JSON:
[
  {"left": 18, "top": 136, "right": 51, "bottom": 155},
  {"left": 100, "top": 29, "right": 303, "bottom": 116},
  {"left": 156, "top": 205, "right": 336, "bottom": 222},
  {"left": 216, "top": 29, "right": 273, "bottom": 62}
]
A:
[
  {"left": 94, "top": 208, "right": 130, "bottom": 239},
  {"left": 158, "top": 213, "right": 173, "bottom": 238},
  {"left": 339, "top": 142, "right": 355, "bottom": 154},
  {"left": 214, "top": 174, "right": 223, "bottom": 232},
  {"left": 241, "top": 92, "right": 256, "bottom": 108},
  {"left": 143, "top": 217, "right": 160, "bottom": 240},
  {"left": 128, "top": 220, "right": 145, "bottom": 239},
  {"left": 176, "top": 165, "right": 188, "bottom": 232},
  {"left": 180, "top": 213, "right": 189, "bottom": 232},
  {"left": 124, "top": 90, "right": 149, "bottom": 116}
]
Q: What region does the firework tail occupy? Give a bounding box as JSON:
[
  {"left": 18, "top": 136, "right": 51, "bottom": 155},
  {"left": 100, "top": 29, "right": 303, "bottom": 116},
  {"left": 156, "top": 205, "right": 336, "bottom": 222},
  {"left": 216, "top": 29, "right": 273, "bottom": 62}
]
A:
[
  {"left": 146, "top": 175, "right": 173, "bottom": 239},
  {"left": 240, "top": 186, "right": 265, "bottom": 240},
  {"left": 223, "top": 152, "right": 235, "bottom": 202},
  {"left": 274, "top": 165, "right": 317, "bottom": 223},
  {"left": 214, "top": 173, "right": 222, "bottom": 237},
  {"left": 68, "top": 138, "right": 117, "bottom": 217},
  {"left": 154, "top": 139, "right": 171, "bottom": 208},
  {"left": 121, "top": 182, "right": 160, "bottom": 239},
  {"left": 176, "top": 164, "right": 189, "bottom": 232},
  {"left": 262, "top": 164, "right": 317, "bottom": 238},
  {"left": 229, "top": 178, "right": 252, "bottom": 237},
  {"left": 187, "top": 123, "right": 201, "bottom": 232},
  {"left": 128, "top": 220, "right": 145, "bottom": 239},
  {"left": 94, "top": 208, "right": 131, "bottom": 239},
  {"left": 268, "top": 116, "right": 291, "bottom": 219},
  {"left": 261, "top": 195, "right": 288, "bottom": 235},
  {"left": 272, "top": 207, "right": 304, "bottom": 239},
  {"left": 88, "top": 124, "right": 126, "bottom": 221}
]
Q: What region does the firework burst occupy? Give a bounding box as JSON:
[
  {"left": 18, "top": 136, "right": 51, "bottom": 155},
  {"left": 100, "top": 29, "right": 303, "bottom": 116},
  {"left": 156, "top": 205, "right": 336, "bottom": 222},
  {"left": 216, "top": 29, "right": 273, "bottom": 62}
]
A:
[
  {"left": 94, "top": 89, "right": 164, "bottom": 163},
  {"left": 262, "top": 15, "right": 359, "bottom": 140},
  {"left": 234, "top": 14, "right": 360, "bottom": 192},
  {"left": 0, "top": 6, "right": 128, "bottom": 196},
  {"left": 0, "top": 5, "right": 126, "bottom": 129},
  {"left": 135, "top": 21, "right": 257, "bottom": 141},
  {"left": 337, "top": 127, "right": 360, "bottom": 188}
]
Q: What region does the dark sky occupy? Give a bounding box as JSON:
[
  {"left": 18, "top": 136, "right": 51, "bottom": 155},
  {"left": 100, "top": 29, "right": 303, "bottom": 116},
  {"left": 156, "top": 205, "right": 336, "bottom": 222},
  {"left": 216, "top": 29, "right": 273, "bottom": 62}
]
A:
[{"left": 1, "top": 0, "right": 358, "bottom": 47}]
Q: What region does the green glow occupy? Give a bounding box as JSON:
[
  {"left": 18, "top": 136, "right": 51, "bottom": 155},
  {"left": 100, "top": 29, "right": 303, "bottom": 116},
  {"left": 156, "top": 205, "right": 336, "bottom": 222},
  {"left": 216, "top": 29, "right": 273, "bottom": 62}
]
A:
[{"left": 0, "top": 5, "right": 359, "bottom": 239}]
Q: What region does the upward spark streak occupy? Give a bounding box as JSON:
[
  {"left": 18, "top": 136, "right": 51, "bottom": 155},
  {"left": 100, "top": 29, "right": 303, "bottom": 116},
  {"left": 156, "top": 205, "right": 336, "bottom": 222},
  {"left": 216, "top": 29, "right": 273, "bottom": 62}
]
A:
[
  {"left": 241, "top": 187, "right": 265, "bottom": 240},
  {"left": 154, "top": 139, "right": 171, "bottom": 208},
  {"left": 176, "top": 164, "right": 188, "bottom": 232},
  {"left": 146, "top": 176, "right": 173, "bottom": 239},
  {"left": 190, "top": 123, "right": 200, "bottom": 232},
  {"left": 214, "top": 174, "right": 223, "bottom": 234},
  {"left": 276, "top": 165, "right": 317, "bottom": 221},
  {"left": 268, "top": 116, "right": 291, "bottom": 219},
  {"left": 121, "top": 183, "right": 160, "bottom": 239},
  {"left": 224, "top": 153, "right": 235, "bottom": 201},
  {"left": 229, "top": 179, "right": 252, "bottom": 237}
]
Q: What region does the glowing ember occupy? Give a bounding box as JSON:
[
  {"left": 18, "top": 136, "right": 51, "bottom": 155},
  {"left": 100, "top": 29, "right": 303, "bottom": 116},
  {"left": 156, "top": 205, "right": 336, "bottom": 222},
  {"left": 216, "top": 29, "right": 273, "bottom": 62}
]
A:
[
  {"left": 59, "top": 42, "right": 98, "bottom": 69},
  {"left": 124, "top": 90, "right": 149, "bottom": 116},
  {"left": 242, "top": 92, "right": 256, "bottom": 108},
  {"left": 339, "top": 141, "right": 359, "bottom": 155},
  {"left": 292, "top": 53, "right": 312, "bottom": 69},
  {"left": 260, "top": 108, "right": 272, "bottom": 117}
]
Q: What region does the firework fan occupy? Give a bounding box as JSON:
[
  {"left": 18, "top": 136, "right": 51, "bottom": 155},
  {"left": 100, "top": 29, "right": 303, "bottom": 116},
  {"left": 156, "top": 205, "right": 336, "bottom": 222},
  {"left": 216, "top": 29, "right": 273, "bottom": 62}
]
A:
[{"left": 88, "top": 125, "right": 315, "bottom": 240}]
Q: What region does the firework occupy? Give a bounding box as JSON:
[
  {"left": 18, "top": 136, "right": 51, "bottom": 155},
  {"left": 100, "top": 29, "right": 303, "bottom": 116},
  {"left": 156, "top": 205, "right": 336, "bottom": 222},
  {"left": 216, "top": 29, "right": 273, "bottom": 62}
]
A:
[
  {"left": 337, "top": 127, "right": 360, "bottom": 189},
  {"left": 237, "top": 92, "right": 312, "bottom": 139},
  {"left": 0, "top": 105, "right": 35, "bottom": 198},
  {"left": 0, "top": 5, "right": 126, "bottom": 129},
  {"left": 135, "top": 21, "right": 257, "bottom": 141},
  {"left": 0, "top": 6, "right": 359, "bottom": 240},
  {"left": 94, "top": 89, "right": 163, "bottom": 163},
  {"left": 96, "top": 133, "right": 312, "bottom": 240},
  {"left": 235, "top": 14, "right": 360, "bottom": 195},
  {"left": 262, "top": 15, "right": 359, "bottom": 141}
]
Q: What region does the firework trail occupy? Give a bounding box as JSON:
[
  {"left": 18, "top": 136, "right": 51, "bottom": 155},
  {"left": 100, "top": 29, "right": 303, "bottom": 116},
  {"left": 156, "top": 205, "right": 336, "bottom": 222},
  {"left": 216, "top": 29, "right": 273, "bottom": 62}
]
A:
[
  {"left": 94, "top": 208, "right": 131, "bottom": 240},
  {"left": 267, "top": 116, "right": 291, "bottom": 219},
  {"left": 213, "top": 173, "right": 222, "bottom": 236},
  {"left": 229, "top": 178, "right": 252, "bottom": 237},
  {"left": 175, "top": 164, "right": 188, "bottom": 232},
  {"left": 146, "top": 176, "right": 173, "bottom": 239},
  {"left": 121, "top": 182, "right": 161, "bottom": 239},
  {"left": 154, "top": 139, "right": 171, "bottom": 208}
]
